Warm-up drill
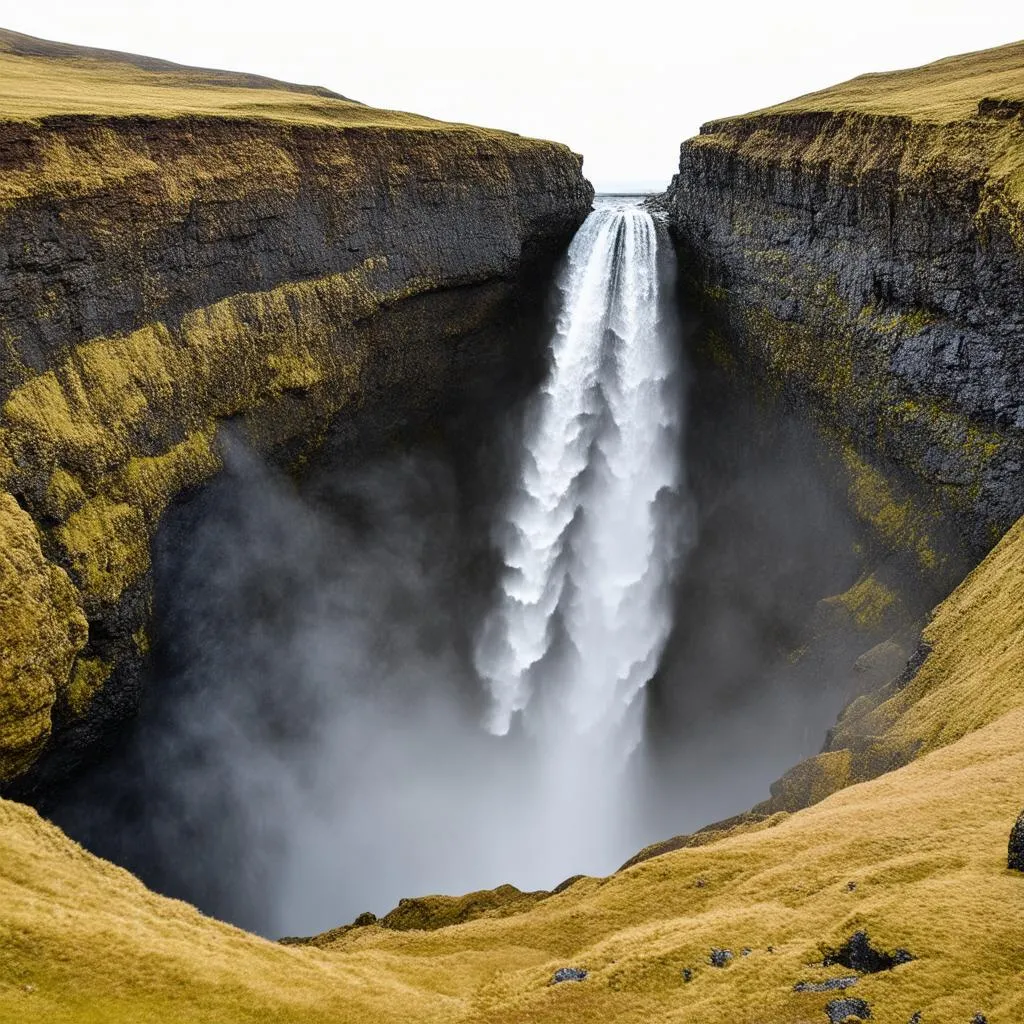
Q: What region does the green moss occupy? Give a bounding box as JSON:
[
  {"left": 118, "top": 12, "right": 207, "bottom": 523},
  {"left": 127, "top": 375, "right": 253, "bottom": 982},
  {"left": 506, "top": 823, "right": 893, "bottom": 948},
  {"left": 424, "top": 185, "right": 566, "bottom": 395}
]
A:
[
  {"left": 823, "top": 572, "right": 899, "bottom": 631},
  {"left": 843, "top": 446, "right": 939, "bottom": 571},
  {"left": 377, "top": 884, "right": 550, "bottom": 933},
  {"left": 64, "top": 657, "right": 112, "bottom": 718},
  {"left": 0, "top": 492, "right": 88, "bottom": 782}
]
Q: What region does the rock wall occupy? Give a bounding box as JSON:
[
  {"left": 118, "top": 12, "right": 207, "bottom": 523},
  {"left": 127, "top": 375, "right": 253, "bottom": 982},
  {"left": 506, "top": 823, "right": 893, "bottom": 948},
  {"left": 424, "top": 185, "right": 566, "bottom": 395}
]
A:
[
  {"left": 664, "top": 50, "right": 1024, "bottom": 571},
  {"left": 0, "top": 88, "right": 591, "bottom": 790}
]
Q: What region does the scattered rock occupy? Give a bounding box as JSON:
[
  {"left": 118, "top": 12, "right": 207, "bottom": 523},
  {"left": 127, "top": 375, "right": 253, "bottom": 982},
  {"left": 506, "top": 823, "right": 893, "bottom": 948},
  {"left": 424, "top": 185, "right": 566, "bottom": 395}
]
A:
[
  {"left": 971, "top": 1015, "right": 988, "bottom": 1024},
  {"left": 846, "top": 881, "right": 857, "bottom": 892},
  {"left": 682, "top": 968, "right": 692, "bottom": 983},
  {"left": 551, "top": 967, "right": 587, "bottom": 984},
  {"left": 22, "top": 984, "right": 35, "bottom": 994},
  {"left": 907, "top": 1014, "right": 922, "bottom": 1024},
  {"left": 1009, "top": 810, "right": 1024, "bottom": 871},
  {"left": 794, "top": 976, "right": 859, "bottom": 993},
  {"left": 709, "top": 948, "right": 734, "bottom": 968},
  {"left": 826, "top": 997, "right": 872, "bottom": 1022},
  {"left": 823, "top": 931, "right": 914, "bottom": 973},
  {"left": 741, "top": 947, "right": 752, "bottom": 957},
  {"left": 352, "top": 911, "right": 377, "bottom": 927},
  {"left": 695, "top": 878, "right": 707, "bottom": 888},
  {"left": 767, "top": 946, "right": 775, "bottom": 954}
]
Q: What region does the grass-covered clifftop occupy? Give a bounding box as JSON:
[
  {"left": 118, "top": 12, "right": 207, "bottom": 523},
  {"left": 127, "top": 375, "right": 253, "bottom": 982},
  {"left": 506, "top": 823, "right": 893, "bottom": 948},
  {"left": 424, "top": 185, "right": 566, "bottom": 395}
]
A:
[
  {"left": 2, "top": 507, "right": 1022, "bottom": 1024},
  {"left": 0, "top": 28, "right": 593, "bottom": 791},
  {"left": 667, "top": 41, "right": 1024, "bottom": 574}
]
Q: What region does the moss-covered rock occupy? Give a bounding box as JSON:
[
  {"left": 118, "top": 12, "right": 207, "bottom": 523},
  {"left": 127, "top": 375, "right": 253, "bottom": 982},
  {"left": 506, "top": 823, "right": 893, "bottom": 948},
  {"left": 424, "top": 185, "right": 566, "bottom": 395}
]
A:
[
  {"left": 0, "top": 33, "right": 592, "bottom": 791},
  {"left": 665, "top": 41, "right": 1024, "bottom": 569}
]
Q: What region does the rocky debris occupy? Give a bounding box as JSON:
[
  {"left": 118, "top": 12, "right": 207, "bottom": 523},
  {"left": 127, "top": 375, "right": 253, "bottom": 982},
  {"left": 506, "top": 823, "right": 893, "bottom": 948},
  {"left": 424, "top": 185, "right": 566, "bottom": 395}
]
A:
[
  {"left": 709, "top": 948, "right": 734, "bottom": 967},
  {"left": 794, "top": 976, "right": 859, "bottom": 993},
  {"left": 826, "top": 997, "right": 872, "bottom": 1022},
  {"left": 907, "top": 1014, "right": 922, "bottom": 1024},
  {"left": 551, "top": 967, "right": 587, "bottom": 984},
  {"left": 823, "top": 931, "right": 914, "bottom": 973},
  {"left": 846, "top": 881, "right": 858, "bottom": 892},
  {"left": 1008, "top": 810, "right": 1024, "bottom": 870},
  {"left": 972, "top": 1015, "right": 988, "bottom": 1024},
  {"left": 352, "top": 912, "right": 377, "bottom": 927},
  {"left": 682, "top": 968, "right": 693, "bottom": 983},
  {"left": 695, "top": 877, "right": 707, "bottom": 888},
  {"left": 741, "top": 947, "right": 752, "bottom": 957}
]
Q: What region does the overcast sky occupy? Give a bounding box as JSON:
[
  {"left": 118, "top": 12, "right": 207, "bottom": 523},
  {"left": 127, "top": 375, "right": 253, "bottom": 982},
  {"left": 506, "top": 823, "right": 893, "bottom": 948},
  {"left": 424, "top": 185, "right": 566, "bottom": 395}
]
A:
[{"left": 5, "top": 1, "right": 1021, "bottom": 191}]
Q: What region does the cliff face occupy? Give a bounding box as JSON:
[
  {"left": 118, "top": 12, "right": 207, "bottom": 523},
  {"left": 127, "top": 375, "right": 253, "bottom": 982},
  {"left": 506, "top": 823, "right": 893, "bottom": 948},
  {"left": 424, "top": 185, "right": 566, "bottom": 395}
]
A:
[
  {"left": 665, "top": 41, "right": 1024, "bottom": 568},
  {"left": 661, "top": 41, "right": 1024, "bottom": 820},
  {"left": 0, "top": 32, "right": 592, "bottom": 791}
]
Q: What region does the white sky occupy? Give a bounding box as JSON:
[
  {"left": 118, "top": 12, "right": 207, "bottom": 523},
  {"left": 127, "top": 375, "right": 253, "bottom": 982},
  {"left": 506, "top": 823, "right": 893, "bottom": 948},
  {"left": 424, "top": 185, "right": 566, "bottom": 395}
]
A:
[{"left": 3, "top": 1, "right": 1021, "bottom": 191}]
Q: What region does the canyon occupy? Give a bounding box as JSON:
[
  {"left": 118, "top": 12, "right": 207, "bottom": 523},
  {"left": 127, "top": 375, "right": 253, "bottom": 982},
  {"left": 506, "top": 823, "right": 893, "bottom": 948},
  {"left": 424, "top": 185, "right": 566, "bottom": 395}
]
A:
[{"left": 0, "top": 27, "right": 1022, "bottom": 1024}]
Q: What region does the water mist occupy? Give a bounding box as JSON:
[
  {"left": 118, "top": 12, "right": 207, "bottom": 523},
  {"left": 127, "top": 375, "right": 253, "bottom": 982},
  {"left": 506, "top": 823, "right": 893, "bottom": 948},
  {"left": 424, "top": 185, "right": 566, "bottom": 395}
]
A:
[{"left": 50, "top": 199, "right": 690, "bottom": 939}]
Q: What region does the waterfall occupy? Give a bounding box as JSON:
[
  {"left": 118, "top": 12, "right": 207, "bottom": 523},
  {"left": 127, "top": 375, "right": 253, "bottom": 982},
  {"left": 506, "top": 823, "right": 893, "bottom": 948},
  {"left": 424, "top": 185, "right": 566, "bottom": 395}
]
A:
[{"left": 476, "top": 200, "right": 684, "bottom": 763}]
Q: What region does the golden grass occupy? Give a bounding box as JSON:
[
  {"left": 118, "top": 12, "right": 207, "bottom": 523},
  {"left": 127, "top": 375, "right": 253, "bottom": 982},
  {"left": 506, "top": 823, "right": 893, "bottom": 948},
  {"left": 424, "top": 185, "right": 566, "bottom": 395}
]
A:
[
  {"left": 759, "top": 39, "right": 1024, "bottom": 122},
  {"left": 0, "top": 28, "right": 522, "bottom": 139},
  {"left": 2, "top": 511, "right": 1023, "bottom": 1023},
  {"left": 694, "top": 41, "right": 1024, "bottom": 247}
]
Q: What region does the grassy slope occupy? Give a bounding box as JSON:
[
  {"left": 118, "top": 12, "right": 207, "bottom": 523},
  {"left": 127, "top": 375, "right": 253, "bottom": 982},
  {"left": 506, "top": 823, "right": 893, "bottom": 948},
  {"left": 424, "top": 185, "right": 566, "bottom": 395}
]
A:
[
  {"left": 694, "top": 40, "right": 1024, "bottom": 240},
  {"left": 2, "top": 512, "right": 1022, "bottom": 1024},
  {"left": 0, "top": 27, "right": 503, "bottom": 134},
  {"left": 758, "top": 39, "right": 1024, "bottom": 121}
]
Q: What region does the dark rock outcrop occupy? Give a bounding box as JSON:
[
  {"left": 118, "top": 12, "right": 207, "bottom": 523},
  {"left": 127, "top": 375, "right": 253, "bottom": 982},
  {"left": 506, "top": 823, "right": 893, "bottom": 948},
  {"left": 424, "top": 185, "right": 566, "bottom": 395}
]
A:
[
  {"left": 664, "top": 45, "right": 1024, "bottom": 568},
  {"left": 823, "top": 931, "right": 914, "bottom": 973},
  {"left": 826, "top": 997, "right": 872, "bottom": 1022},
  {"left": 1009, "top": 809, "right": 1024, "bottom": 870}
]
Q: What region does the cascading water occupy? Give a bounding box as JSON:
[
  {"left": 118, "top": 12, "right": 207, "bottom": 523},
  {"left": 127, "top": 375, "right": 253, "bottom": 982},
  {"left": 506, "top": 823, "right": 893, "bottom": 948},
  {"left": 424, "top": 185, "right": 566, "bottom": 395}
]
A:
[
  {"left": 53, "top": 198, "right": 691, "bottom": 937},
  {"left": 476, "top": 198, "right": 686, "bottom": 774}
]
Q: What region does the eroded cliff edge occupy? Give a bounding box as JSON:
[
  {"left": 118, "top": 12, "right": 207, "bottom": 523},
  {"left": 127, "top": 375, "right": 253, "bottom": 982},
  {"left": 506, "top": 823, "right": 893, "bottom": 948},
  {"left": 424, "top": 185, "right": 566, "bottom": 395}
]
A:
[
  {"left": 665, "top": 41, "right": 1024, "bottom": 563},
  {"left": 661, "top": 40, "right": 1024, "bottom": 813},
  {"left": 0, "top": 30, "right": 593, "bottom": 791}
]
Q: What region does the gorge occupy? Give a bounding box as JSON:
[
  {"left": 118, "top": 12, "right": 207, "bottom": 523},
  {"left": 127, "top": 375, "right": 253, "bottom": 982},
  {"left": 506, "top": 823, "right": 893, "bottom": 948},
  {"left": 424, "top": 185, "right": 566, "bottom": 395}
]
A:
[{"left": 0, "top": 25, "right": 1022, "bottom": 1024}]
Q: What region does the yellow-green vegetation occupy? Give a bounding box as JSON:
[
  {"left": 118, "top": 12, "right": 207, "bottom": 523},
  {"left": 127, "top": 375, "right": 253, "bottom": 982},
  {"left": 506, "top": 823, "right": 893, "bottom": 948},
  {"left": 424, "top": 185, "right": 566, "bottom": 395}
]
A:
[
  {"left": 842, "top": 448, "right": 939, "bottom": 572},
  {"left": 64, "top": 657, "right": 112, "bottom": 719},
  {"left": 0, "top": 257, "right": 447, "bottom": 774},
  {"left": 0, "top": 27, "right": 444, "bottom": 130},
  {"left": 0, "top": 257, "right": 403, "bottom": 607},
  {"left": 2, "top": 510, "right": 1023, "bottom": 1023},
  {"left": 0, "top": 493, "right": 87, "bottom": 779},
  {"left": 822, "top": 572, "right": 899, "bottom": 631},
  {"left": 695, "top": 40, "right": 1024, "bottom": 245}
]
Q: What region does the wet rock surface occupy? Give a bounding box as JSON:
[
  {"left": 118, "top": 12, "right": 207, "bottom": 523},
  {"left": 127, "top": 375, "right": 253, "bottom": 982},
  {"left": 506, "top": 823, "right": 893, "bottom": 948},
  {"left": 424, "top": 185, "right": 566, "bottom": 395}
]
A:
[{"left": 664, "top": 110, "right": 1024, "bottom": 559}]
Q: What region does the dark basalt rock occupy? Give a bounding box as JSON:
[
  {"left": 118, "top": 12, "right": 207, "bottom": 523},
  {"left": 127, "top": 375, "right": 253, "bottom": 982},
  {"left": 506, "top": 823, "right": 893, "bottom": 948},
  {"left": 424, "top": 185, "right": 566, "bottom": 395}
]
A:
[
  {"left": 664, "top": 113, "right": 1024, "bottom": 560},
  {"left": 1008, "top": 809, "right": 1024, "bottom": 870},
  {"left": 826, "top": 998, "right": 872, "bottom": 1022},
  {"left": 823, "top": 931, "right": 914, "bottom": 973},
  {"left": 709, "top": 948, "right": 733, "bottom": 967},
  {"left": 551, "top": 967, "right": 587, "bottom": 984}
]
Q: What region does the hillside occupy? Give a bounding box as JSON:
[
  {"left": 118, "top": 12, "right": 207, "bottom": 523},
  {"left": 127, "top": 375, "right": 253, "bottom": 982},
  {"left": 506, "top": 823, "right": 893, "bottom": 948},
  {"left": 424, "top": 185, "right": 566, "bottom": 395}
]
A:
[{"left": 1, "top": 509, "right": 1022, "bottom": 1023}]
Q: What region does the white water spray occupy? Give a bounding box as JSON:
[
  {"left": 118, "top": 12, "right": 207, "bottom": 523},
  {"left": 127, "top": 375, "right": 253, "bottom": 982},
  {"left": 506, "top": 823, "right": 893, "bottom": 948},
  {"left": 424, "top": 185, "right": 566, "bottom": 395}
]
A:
[{"left": 476, "top": 200, "right": 684, "bottom": 769}]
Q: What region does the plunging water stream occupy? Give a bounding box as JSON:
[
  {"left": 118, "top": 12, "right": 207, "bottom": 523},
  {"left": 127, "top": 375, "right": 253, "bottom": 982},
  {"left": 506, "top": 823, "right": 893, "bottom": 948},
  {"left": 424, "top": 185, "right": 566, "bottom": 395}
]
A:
[{"left": 477, "top": 201, "right": 684, "bottom": 760}]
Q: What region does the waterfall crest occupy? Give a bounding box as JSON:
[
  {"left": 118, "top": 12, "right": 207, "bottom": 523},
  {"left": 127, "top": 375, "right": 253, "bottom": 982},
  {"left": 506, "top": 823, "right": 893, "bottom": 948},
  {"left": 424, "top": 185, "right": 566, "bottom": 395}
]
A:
[{"left": 476, "top": 201, "right": 684, "bottom": 757}]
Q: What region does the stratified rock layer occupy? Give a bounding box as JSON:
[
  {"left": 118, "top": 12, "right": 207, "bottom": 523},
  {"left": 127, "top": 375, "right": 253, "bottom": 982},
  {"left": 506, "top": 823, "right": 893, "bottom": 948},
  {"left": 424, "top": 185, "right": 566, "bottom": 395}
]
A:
[
  {"left": 0, "top": 33, "right": 592, "bottom": 789},
  {"left": 665, "top": 41, "right": 1024, "bottom": 566}
]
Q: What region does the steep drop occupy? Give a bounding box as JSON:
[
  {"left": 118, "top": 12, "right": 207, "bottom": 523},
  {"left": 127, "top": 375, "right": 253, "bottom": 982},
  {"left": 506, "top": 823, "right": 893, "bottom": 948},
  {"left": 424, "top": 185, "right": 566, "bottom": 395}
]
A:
[{"left": 477, "top": 203, "right": 686, "bottom": 761}]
